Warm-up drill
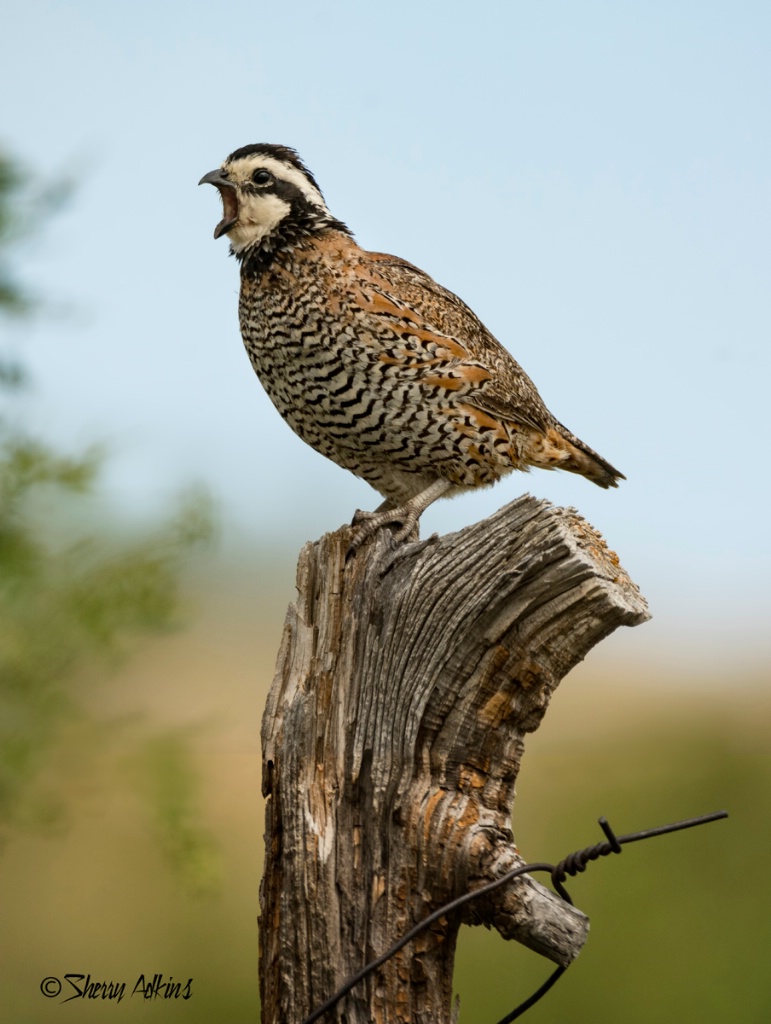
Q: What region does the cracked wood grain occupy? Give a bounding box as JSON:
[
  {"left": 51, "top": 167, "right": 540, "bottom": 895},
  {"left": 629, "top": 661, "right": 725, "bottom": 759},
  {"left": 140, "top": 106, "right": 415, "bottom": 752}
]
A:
[{"left": 259, "top": 495, "right": 649, "bottom": 1024}]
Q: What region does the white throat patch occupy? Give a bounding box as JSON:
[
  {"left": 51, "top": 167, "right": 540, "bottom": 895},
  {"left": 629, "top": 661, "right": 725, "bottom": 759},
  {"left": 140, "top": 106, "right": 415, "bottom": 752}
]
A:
[{"left": 227, "top": 193, "right": 292, "bottom": 254}]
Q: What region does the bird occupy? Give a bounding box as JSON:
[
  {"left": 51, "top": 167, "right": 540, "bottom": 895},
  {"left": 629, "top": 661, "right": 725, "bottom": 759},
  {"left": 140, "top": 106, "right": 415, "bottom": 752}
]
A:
[{"left": 199, "top": 144, "right": 624, "bottom": 551}]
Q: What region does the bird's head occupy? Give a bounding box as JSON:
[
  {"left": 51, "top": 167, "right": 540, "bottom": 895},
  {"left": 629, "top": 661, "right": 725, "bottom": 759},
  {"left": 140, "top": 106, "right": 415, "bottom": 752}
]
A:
[{"left": 199, "top": 144, "right": 349, "bottom": 262}]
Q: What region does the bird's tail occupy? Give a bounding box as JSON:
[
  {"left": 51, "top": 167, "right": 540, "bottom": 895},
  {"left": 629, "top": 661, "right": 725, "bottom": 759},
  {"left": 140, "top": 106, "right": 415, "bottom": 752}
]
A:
[{"left": 543, "top": 423, "right": 625, "bottom": 489}]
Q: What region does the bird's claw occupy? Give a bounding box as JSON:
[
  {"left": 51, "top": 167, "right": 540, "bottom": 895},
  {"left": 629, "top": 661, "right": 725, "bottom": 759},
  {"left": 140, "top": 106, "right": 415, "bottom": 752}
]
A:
[{"left": 346, "top": 507, "right": 420, "bottom": 560}]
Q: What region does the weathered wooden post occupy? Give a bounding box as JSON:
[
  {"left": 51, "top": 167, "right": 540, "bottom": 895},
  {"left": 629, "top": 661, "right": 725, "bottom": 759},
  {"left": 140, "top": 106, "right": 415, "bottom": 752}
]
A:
[{"left": 259, "top": 495, "right": 649, "bottom": 1023}]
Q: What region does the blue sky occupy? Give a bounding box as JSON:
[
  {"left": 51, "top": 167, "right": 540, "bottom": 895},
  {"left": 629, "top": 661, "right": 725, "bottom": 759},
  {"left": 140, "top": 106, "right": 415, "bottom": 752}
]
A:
[{"left": 2, "top": 1, "right": 769, "bottom": 670}]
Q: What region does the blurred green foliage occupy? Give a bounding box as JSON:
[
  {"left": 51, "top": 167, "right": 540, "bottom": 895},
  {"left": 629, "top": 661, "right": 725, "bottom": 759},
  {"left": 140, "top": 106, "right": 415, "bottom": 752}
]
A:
[
  {"left": 132, "top": 733, "right": 222, "bottom": 897},
  {"left": 0, "top": 148, "right": 214, "bottom": 861},
  {"left": 0, "top": 150, "right": 72, "bottom": 322}
]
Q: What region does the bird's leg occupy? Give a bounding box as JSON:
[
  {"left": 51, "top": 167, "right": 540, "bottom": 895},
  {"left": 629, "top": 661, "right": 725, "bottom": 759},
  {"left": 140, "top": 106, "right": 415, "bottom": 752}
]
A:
[{"left": 349, "top": 479, "right": 451, "bottom": 556}]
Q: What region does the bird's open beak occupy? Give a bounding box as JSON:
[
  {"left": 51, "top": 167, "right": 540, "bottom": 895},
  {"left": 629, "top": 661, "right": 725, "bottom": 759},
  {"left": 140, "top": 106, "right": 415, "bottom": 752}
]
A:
[{"left": 199, "top": 169, "right": 239, "bottom": 240}]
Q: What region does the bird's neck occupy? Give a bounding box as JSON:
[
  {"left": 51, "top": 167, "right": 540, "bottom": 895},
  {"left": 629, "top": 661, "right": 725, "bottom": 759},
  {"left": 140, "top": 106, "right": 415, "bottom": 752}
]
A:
[{"left": 236, "top": 213, "right": 352, "bottom": 277}]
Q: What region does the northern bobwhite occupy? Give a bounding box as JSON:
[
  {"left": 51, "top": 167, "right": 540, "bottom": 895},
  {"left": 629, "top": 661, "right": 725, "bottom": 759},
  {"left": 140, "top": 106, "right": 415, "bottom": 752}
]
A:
[{"left": 200, "top": 144, "right": 624, "bottom": 549}]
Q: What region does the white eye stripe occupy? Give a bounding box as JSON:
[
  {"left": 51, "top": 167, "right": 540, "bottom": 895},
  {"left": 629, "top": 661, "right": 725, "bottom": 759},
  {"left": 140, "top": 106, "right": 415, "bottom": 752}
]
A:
[{"left": 228, "top": 156, "right": 329, "bottom": 213}]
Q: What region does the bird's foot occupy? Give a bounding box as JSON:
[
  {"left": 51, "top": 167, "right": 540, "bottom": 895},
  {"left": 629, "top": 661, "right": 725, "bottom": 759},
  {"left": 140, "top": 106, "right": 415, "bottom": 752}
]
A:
[
  {"left": 347, "top": 505, "right": 420, "bottom": 559},
  {"left": 346, "top": 480, "right": 452, "bottom": 559}
]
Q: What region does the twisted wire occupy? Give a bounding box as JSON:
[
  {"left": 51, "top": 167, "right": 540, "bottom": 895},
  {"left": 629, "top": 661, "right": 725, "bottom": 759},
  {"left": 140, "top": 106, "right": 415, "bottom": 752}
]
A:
[{"left": 301, "top": 809, "right": 728, "bottom": 1024}]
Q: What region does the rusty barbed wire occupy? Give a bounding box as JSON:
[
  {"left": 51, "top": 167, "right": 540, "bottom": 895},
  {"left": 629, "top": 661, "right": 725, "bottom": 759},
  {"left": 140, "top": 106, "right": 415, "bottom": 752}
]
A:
[{"left": 301, "top": 809, "right": 728, "bottom": 1024}]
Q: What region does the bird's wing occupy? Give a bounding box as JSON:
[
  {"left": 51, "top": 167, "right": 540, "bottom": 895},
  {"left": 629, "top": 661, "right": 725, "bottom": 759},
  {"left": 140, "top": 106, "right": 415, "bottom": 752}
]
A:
[{"left": 356, "top": 251, "right": 554, "bottom": 433}]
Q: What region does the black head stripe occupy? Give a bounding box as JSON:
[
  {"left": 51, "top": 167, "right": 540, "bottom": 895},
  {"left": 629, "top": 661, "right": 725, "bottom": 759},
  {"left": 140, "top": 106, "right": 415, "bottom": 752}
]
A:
[{"left": 226, "top": 143, "right": 325, "bottom": 198}]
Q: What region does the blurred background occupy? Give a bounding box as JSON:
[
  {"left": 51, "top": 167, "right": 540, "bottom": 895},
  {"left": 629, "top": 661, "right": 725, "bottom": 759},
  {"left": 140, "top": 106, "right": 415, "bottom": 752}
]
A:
[{"left": 1, "top": 1, "right": 768, "bottom": 1021}]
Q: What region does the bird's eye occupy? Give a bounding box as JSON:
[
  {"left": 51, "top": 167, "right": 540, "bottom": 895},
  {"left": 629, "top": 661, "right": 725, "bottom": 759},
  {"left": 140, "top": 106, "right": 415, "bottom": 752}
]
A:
[{"left": 252, "top": 169, "right": 272, "bottom": 185}]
